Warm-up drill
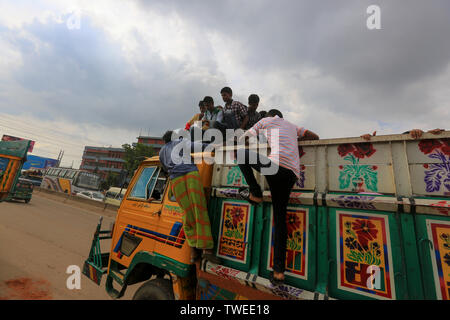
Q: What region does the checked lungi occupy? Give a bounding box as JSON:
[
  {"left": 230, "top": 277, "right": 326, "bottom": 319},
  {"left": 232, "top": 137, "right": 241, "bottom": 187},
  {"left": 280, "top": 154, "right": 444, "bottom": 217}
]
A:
[{"left": 171, "top": 171, "right": 214, "bottom": 249}]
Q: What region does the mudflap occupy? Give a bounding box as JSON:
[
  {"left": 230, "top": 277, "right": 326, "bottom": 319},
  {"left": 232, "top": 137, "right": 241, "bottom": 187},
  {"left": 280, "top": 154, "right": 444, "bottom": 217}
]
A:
[
  {"left": 82, "top": 217, "right": 113, "bottom": 285},
  {"left": 83, "top": 258, "right": 108, "bottom": 286}
]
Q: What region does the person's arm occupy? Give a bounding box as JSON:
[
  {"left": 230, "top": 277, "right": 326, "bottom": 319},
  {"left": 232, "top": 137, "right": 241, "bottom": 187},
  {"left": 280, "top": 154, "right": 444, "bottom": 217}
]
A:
[
  {"left": 361, "top": 131, "right": 377, "bottom": 141},
  {"left": 240, "top": 115, "right": 249, "bottom": 130},
  {"left": 215, "top": 108, "right": 223, "bottom": 123},
  {"left": 405, "top": 128, "right": 445, "bottom": 139},
  {"left": 297, "top": 127, "right": 319, "bottom": 141},
  {"left": 238, "top": 103, "right": 248, "bottom": 129}
]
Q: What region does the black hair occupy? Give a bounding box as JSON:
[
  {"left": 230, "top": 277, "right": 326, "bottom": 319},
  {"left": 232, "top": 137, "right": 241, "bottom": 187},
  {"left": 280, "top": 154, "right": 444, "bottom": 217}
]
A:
[
  {"left": 220, "top": 87, "right": 232, "bottom": 95},
  {"left": 267, "top": 109, "right": 283, "bottom": 118},
  {"left": 248, "top": 94, "right": 259, "bottom": 105},
  {"left": 259, "top": 110, "right": 267, "bottom": 118},
  {"left": 203, "top": 96, "right": 214, "bottom": 104},
  {"left": 163, "top": 130, "right": 174, "bottom": 143},
  {"left": 198, "top": 100, "right": 204, "bottom": 107}
]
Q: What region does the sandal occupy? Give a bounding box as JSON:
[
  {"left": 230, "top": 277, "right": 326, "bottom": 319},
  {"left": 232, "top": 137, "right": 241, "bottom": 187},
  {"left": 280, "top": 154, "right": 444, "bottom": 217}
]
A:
[
  {"left": 269, "top": 271, "right": 285, "bottom": 286},
  {"left": 238, "top": 187, "right": 263, "bottom": 205}
]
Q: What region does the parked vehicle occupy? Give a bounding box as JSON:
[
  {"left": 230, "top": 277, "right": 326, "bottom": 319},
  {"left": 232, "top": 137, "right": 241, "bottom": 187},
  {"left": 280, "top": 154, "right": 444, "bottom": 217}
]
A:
[
  {"left": 77, "top": 190, "right": 105, "bottom": 202},
  {"left": 41, "top": 167, "right": 101, "bottom": 195},
  {"left": 21, "top": 170, "right": 43, "bottom": 186},
  {"left": 0, "top": 140, "right": 30, "bottom": 203},
  {"left": 83, "top": 131, "right": 450, "bottom": 300},
  {"left": 104, "top": 187, "right": 127, "bottom": 206},
  {"left": 9, "top": 177, "right": 34, "bottom": 203}
]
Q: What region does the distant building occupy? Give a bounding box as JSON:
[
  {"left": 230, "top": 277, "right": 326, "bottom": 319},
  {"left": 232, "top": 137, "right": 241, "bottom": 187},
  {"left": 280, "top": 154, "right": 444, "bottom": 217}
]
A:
[
  {"left": 136, "top": 135, "right": 164, "bottom": 154},
  {"left": 80, "top": 146, "right": 126, "bottom": 180}
]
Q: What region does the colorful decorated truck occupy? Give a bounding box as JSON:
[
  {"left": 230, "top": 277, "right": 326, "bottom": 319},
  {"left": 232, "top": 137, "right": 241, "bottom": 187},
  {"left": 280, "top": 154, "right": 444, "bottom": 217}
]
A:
[
  {"left": 83, "top": 131, "right": 450, "bottom": 300},
  {"left": 0, "top": 140, "right": 31, "bottom": 203}
]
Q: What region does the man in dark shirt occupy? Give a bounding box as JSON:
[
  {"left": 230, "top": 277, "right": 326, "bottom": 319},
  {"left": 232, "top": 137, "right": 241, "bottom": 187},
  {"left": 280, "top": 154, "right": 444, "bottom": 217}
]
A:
[{"left": 241, "top": 94, "right": 261, "bottom": 130}]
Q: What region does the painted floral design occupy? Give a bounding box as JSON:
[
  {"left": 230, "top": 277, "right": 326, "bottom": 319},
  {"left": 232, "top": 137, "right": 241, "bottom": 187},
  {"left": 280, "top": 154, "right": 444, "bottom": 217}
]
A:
[
  {"left": 295, "top": 147, "right": 306, "bottom": 188},
  {"left": 419, "top": 139, "right": 450, "bottom": 193},
  {"left": 338, "top": 143, "right": 378, "bottom": 192},
  {"left": 285, "top": 213, "right": 302, "bottom": 250},
  {"left": 224, "top": 206, "right": 245, "bottom": 239},
  {"left": 430, "top": 201, "right": 450, "bottom": 216},
  {"left": 295, "top": 165, "right": 306, "bottom": 188},
  {"left": 334, "top": 195, "right": 376, "bottom": 210},
  {"left": 440, "top": 233, "right": 450, "bottom": 250},
  {"left": 344, "top": 219, "right": 381, "bottom": 265},
  {"left": 226, "top": 166, "right": 247, "bottom": 186},
  {"left": 444, "top": 253, "right": 450, "bottom": 267}
]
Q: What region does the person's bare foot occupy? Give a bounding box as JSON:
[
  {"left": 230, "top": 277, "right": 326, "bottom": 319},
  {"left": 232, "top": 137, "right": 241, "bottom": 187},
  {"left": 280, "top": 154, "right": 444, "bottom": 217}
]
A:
[{"left": 273, "top": 271, "right": 284, "bottom": 281}]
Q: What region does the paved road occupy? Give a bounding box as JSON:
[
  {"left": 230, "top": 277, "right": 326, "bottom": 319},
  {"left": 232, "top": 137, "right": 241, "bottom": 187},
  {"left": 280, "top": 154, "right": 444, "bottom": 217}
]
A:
[{"left": 0, "top": 192, "right": 139, "bottom": 300}]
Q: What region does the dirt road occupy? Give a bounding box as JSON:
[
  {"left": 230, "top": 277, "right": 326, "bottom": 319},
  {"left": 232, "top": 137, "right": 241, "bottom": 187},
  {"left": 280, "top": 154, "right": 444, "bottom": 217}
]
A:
[{"left": 0, "top": 192, "right": 139, "bottom": 300}]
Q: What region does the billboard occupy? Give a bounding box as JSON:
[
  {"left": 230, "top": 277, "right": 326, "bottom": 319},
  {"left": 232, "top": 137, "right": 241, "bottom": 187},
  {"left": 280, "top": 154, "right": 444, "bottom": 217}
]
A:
[
  {"left": 22, "top": 155, "right": 59, "bottom": 170},
  {"left": 1, "top": 135, "right": 35, "bottom": 153}
]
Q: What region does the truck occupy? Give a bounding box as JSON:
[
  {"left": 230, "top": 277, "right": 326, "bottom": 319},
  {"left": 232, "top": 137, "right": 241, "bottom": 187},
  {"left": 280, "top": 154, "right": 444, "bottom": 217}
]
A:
[
  {"left": 0, "top": 140, "right": 31, "bottom": 203},
  {"left": 83, "top": 131, "right": 450, "bottom": 300}
]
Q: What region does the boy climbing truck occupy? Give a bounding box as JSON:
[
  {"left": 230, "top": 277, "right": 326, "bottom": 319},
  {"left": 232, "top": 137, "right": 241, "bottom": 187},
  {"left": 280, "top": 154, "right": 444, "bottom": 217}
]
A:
[{"left": 83, "top": 131, "right": 450, "bottom": 300}]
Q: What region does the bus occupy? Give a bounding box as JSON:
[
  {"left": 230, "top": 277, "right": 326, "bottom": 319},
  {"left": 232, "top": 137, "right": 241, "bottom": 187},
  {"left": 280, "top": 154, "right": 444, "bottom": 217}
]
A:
[{"left": 41, "top": 167, "right": 101, "bottom": 195}]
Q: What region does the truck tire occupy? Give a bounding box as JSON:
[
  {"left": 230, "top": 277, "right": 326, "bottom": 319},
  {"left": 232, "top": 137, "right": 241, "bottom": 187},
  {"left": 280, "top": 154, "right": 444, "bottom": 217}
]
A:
[
  {"left": 25, "top": 199, "right": 30, "bottom": 203},
  {"left": 132, "top": 278, "right": 174, "bottom": 300}
]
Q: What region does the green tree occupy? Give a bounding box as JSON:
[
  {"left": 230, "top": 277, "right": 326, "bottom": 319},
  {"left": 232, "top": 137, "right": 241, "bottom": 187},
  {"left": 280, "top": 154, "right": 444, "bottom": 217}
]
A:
[
  {"left": 100, "top": 172, "right": 120, "bottom": 191},
  {"left": 122, "top": 143, "right": 155, "bottom": 178}
]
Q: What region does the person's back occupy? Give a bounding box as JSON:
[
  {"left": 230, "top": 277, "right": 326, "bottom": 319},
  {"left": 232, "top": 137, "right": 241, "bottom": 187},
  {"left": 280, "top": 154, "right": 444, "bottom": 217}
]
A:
[
  {"left": 248, "top": 115, "right": 306, "bottom": 180},
  {"left": 159, "top": 138, "right": 198, "bottom": 179}
]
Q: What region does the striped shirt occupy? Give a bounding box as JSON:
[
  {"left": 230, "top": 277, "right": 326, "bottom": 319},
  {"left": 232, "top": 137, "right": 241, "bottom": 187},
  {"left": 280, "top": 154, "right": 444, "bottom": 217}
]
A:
[{"left": 247, "top": 115, "right": 306, "bottom": 179}]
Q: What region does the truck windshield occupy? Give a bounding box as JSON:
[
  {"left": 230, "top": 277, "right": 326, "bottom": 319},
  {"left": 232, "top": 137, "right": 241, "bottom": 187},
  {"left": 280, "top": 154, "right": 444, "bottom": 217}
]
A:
[{"left": 129, "top": 167, "right": 157, "bottom": 199}]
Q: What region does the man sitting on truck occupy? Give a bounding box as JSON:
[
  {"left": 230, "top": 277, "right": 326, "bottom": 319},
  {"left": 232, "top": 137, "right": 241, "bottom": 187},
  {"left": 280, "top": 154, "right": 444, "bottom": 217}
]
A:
[
  {"left": 159, "top": 130, "right": 220, "bottom": 264},
  {"left": 236, "top": 109, "right": 319, "bottom": 285}
]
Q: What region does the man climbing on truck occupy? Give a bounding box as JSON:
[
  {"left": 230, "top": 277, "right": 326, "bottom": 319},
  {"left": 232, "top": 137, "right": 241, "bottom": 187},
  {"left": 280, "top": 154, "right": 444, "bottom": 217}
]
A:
[
  {"left": 236, "top": 109, "right": 319, "bottom": 285},
  {"left": 159, "top": 130, "right": 221, "bottom": 264}
]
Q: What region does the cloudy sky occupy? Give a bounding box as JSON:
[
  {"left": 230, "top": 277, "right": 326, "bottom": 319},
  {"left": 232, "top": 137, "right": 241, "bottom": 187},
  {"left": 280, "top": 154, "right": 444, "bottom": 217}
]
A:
[{"left": 0, "top": 0, "right": 449, "bottom": 168}]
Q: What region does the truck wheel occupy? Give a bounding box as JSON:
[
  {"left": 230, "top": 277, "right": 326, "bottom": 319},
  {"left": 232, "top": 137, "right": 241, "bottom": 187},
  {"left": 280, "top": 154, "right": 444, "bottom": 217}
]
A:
[
  {"left": 132, "top": 278, "right": 174, "bottom": 300},
  {"left": 25, "top": 199, "right": 30, "bottom": 203}
]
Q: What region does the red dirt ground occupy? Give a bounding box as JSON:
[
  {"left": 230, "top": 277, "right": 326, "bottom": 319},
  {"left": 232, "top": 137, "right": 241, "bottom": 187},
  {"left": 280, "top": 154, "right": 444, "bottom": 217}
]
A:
[{"left": 0, "top": 277, "right": 52, "bottom": 300}]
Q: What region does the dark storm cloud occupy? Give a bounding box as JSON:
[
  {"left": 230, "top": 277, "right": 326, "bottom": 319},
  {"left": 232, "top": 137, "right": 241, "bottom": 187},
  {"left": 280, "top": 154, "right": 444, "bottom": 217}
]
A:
[
  {"left": 0, "top": 13, "right": 226, "bottom": 135},
  {"left": 138, "top": 0, "right": 450, "bottom": 123},
  {"left": 1, "top": 0, "right": 449, "bottom": 140}
]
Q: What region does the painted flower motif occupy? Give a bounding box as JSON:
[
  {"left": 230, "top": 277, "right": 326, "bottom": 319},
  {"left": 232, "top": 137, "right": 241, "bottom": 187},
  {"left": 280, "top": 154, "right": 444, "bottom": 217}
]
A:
[
  {"left": 351, "top": 219, "right": 378, "bottom": 250},
  {"left": 418, "top": 139, "right": 442, "bottom": 154},
  {"left": 345, "top": 237, "right": 363, "bottom": 251},
  {"left": 286, "top": 213, "right": 301, "bottom": 238},
  {"left": 353, "top": 143, "right": 376, "bottom": 159},
  {"left": 338, "top": 144, "right": 355, "bottom": 157},
  {"left": 444, "top": 253, "right": 450, "bottom": 267},
  {"left": 298, "top": 146, "right": 305, "bottom": 158},
  {"left": 441, "top": 139, "right": 450, "bottom": 156},
  {"left": 440, "top": 233, "right": 450, "bottom": 249},
  {"left": 230, "top": 207, "right": 244, "bottom": 228}
]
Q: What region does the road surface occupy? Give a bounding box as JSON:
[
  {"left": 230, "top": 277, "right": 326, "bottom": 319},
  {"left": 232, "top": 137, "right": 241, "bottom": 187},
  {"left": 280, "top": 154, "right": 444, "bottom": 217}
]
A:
[{"left": 0, "top": 191, "right": 139, "bottom": 300}]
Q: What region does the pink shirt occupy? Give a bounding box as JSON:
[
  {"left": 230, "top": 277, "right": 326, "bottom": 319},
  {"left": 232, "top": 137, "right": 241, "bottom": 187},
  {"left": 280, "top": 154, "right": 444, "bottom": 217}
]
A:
[{"left": 247, "top": 115, "right": 306, "bottom": 179}]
